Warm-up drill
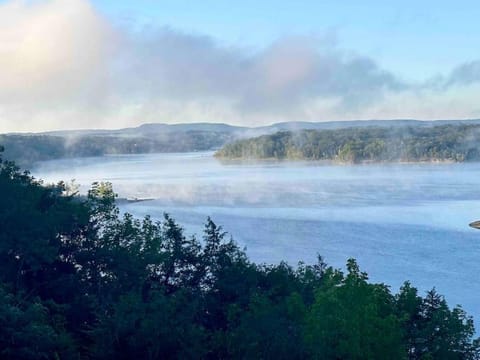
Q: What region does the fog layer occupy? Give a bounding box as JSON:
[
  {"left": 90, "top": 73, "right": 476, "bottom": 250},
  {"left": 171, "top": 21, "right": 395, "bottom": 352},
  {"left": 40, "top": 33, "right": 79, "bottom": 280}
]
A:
[{"left": 32, "top": 152, "right": 480, "bottom": 328}]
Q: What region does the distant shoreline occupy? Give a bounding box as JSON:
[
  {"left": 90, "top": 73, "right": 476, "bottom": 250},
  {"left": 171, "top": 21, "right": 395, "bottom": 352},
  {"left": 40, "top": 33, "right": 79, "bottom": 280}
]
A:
[{"left": 214, "top": 155, "right": 459, "bottom": 166}]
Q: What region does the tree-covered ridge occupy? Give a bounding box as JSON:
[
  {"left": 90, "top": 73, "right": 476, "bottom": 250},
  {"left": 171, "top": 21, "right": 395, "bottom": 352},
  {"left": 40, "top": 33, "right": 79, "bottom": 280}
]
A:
[
  {"left": 0, "top": 148, "right": 479, "bottom": 359},
  {"left": 0, "top": 131, "right": 232, "bottom": 167},
  {"left": 215, "top": 124, "right": 480, "bottom": 163}
]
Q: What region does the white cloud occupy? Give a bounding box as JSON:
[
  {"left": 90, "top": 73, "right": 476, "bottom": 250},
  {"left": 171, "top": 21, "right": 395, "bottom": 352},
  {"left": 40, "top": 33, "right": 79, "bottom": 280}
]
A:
[
  {"left": 0, "top": 0, "right": 479, "bottom": 133},
  {"left": 0, "top": 0, "right": 113, "bottom": 102},
  {"left": 0, "top": 0, "right": 115, "bottom": 131}
]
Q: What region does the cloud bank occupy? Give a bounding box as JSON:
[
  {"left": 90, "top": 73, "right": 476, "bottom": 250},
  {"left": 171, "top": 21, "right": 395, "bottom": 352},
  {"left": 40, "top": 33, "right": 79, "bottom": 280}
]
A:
[{"left": 1, "top": 0, "right": 480, "bottom": 132}]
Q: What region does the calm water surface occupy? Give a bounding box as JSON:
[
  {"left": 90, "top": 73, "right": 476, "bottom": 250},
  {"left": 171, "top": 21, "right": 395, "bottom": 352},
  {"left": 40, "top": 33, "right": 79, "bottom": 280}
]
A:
[{"left": 32, "top": 152, "right": 480, "bottom": 325}]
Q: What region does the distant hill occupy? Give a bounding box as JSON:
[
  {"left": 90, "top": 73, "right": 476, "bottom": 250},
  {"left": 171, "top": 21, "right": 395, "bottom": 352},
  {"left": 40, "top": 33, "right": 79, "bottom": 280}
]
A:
[
  {"left": 254, "top": 119, "right": 480, "bottom": 132},
  {"left": 0, "top": 131, "right": 233, "bottom": 167},
  {"left": 38, "top": 122, "right": 247, "bottom": 138},
  {"left": 20, "top": 118, "right": 480, "bottom": 137},
  {"left": 3, "top": 119, "right": 480, "bottom": 166}
]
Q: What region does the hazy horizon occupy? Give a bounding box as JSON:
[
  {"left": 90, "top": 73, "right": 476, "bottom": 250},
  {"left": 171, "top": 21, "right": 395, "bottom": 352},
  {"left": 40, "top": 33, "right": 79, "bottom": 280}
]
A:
[
  {"left": 4, "top": 118, "right": 480, "bottom": 136},
  {"left": 2, "top": 0, "right": 480, "bottom": 132}
]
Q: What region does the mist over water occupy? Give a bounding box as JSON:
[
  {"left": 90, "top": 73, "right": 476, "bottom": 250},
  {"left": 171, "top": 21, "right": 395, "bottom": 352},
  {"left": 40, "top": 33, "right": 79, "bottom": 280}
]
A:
[{"left": 33, "top": 152, "right": 480, "bottom": 326}]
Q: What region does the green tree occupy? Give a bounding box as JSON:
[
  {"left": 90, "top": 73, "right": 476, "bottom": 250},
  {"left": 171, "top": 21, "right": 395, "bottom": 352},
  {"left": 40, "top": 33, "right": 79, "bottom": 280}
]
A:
[{"left": 305, "top": 259, "right": 405, "bottom": 359}]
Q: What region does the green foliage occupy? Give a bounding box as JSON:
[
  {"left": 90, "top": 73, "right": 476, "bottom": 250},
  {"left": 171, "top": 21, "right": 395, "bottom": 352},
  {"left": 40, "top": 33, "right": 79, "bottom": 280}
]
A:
[
  {"left": 0, "top": 148, "right": 479, "bottom": 359},
  {"left": 89, "top": 291, "right": 206, "bottom": 360},
  {"left": 215, "top": 124, "right": 480, "bottom": 163},
  {"left": 0, "top": 286, "right": 76, "bottom": 360},
  {"left": 305, "top": 259, "right": 405, "bottom": 359},
  {"left": 0, "top": 130, "right": 233, "bottom": 167}
]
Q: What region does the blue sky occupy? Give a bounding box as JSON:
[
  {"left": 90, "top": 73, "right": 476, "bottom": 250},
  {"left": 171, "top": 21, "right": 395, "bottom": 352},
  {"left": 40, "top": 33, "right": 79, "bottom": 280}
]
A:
[
  {"left": 93, "top": 0, "right": 479, "bottom": 81},
  {"left": 1, "top": 0, "right": 480, "bottom": 131}
]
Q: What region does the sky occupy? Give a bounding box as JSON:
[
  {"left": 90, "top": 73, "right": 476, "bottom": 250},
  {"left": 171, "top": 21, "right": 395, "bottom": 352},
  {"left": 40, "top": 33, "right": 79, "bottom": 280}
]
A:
[{"left": 1, "top": 0, "right": 480, "bottom": 132}]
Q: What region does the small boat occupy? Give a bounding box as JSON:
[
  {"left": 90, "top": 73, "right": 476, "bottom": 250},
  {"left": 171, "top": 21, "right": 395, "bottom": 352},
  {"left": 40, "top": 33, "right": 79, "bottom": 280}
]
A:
[
  {"left": 126, "top": 197, "right": 154, "bottom": 203},
  {"left": 116, "top": 197, "right": 154, "bottom": 204},
  {"left": 469, "top": 220, "right": 480, "bottom": 229}
]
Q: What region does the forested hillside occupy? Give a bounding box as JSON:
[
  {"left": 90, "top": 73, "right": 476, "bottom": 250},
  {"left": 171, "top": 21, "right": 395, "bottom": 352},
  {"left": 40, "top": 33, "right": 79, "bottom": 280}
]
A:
[
  {"left": 0, "top": 131, "right": 232, "bottom": 167},
  {"left": 0, "top": 146, "right": 479, "bottom": 359},
  {"left": 215, "top": 124, "right": 480, "bottom": 163},
  {"left": 5, "top": 121, "right": 480, "bottom": 167}
]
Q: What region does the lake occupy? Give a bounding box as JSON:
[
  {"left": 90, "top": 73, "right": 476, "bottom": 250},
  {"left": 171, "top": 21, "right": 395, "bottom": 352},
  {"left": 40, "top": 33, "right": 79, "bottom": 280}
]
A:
[{"left": 32, "top": 151, "right": 480, "bottom": 325}]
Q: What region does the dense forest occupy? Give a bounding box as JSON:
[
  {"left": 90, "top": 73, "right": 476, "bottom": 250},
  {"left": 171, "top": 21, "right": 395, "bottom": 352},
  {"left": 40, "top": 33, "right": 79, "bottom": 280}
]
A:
[
  {"left": 0, "top": 131, "right": 232, "bottom": 167},
  {"left": 215, "top": 124, "right": 480, "bottom": 163},
  {"left": 6, "top": 122, "right": 480, "bottom": 167},
  {"left": 0, "top": 146, "right": 479, "bottom": 359}
]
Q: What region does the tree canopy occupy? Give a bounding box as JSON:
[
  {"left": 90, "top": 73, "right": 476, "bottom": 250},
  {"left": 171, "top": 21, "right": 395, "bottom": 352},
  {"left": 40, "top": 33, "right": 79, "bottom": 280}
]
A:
[
  {"left": 215, "top": 124, "right": 480, "bottom": 163},
  {"left": 0, "top": 130, "right": 232, "bottom": 168}
]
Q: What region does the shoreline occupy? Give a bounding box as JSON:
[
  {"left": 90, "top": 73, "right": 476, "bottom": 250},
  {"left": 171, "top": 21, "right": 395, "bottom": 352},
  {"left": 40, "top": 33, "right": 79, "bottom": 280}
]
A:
[{"left": 214, "top": 155, "right": 459, "bottom": 166}]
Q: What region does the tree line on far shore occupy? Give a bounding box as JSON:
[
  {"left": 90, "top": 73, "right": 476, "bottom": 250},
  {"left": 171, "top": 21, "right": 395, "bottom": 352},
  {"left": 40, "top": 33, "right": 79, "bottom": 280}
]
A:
[
  {"left": 215, "top": 124, "right": 480, "bottom": 163},
  {"left": 0, "top": 131, "right": 231, "bottom": 167}
]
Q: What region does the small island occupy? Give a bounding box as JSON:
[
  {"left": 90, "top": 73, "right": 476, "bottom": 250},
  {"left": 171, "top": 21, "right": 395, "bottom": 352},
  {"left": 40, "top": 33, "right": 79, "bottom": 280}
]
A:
[{"left": 215, "top": 124, "right": 480, "bottom": 164}]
